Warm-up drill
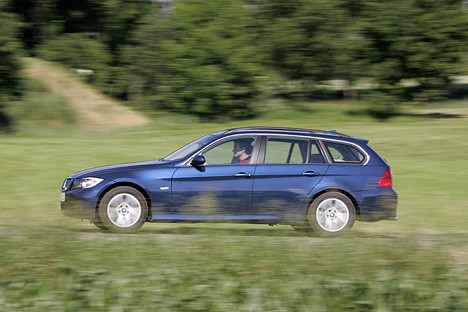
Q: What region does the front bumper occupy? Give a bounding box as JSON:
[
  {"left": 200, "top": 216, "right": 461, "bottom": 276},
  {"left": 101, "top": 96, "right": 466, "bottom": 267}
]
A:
[
  {"left": 60, "top": 178, "right": 113, "bottom": 220},
  {"left": 61, "top": 191, "right": 97, "bottom": 219}
]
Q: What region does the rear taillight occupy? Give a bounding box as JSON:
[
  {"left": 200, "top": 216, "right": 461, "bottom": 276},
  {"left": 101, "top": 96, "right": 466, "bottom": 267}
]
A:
[{"left": 379, "top": 170, "right": 393, "bottom": 187}]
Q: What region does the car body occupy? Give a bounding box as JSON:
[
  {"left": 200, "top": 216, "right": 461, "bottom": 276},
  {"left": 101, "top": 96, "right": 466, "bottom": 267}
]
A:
[{"left": 61, "top": 127, "right": 397, "bottom": 234}]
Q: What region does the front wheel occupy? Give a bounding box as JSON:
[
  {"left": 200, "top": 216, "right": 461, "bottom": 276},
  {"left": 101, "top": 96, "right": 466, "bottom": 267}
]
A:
[
  {"left": 98, "top": 186, "right": 148, "bottom": 233},
  {"left": 307, "top": 192, "right": 355, "bottom": 235}
]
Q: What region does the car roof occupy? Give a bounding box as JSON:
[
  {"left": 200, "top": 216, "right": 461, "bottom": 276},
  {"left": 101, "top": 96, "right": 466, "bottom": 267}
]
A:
[{"left": 220, "top": 127, "right": 369, "bottom": 144}]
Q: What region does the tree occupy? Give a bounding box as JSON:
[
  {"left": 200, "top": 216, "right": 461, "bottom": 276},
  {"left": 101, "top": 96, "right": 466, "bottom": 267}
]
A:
[
  {"left": 8, "top": 0, "right": 58, "bottom": 51},
  {"left": 346, "top": 0, "right": 468, "bottom": 101},
  {"left": 37, "top": 33, "right": 112, "bottom": 89},
  {"left": 255, "top": 0, "right": 358, "bottom": 93},
  {"left": 119, "top": 13, "right": 167, "bottom": 104},
  {"left": 0, "top": 0, "right": 22, "bottom": 131},
  {"left": 124, "top": 0, "right": 262, "bottom": 119},
  {"left": 255, "top": 0, "right": 468, "bottom": 115}
]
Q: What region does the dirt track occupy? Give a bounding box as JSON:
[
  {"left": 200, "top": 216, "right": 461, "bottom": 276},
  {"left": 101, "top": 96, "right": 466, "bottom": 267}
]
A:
[{"left": 22, "top": 58, "right": 150, "bottom": 132}]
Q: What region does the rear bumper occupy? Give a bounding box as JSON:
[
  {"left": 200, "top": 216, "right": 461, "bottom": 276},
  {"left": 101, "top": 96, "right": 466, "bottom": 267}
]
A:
[{"left": 355, "top": 187, "right": 398, "bottom": 222}]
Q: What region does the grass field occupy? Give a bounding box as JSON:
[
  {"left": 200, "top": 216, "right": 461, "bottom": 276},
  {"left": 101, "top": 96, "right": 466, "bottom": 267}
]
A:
[{"left": 1, "top": 59, "right": 468, "bottom": 310}]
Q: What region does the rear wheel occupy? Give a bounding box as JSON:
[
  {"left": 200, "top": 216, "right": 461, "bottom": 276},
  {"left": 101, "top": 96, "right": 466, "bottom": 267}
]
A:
[
  {"left": 307, "top": 192, "right": 355, "bottom": 235},
  {"left": 98, "top": 186, "right": 148, "bottom": 233},
  {"left": 92, "top": 220, "right": 108, "bottom": 231}
]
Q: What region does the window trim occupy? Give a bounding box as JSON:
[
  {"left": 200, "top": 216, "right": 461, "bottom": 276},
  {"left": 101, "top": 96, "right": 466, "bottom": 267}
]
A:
[
  {"left": 310, "top": 139, "right": 328, "bottom": 164},
  {"left": 182, "top": 133, "right": 370, "bottom": 166},
  {"left": 319, "top": 139, "right": 369, "bottom": 165}
]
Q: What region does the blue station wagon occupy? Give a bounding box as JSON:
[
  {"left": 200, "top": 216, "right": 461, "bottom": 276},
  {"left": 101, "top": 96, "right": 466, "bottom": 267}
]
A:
[{"left": 61, "top": 127, "right": 398, "bottom": 234}]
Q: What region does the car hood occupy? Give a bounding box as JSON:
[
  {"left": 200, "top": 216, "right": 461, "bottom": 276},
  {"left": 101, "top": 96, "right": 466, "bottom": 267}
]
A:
[{"left": 69, "top": 160, "right": 175, "bottom": 179}]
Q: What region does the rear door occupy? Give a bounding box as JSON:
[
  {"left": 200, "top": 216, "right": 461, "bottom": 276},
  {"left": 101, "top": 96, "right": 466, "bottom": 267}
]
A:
[{"left": 252, "top": 136, "right": 329, "bottom": 221}]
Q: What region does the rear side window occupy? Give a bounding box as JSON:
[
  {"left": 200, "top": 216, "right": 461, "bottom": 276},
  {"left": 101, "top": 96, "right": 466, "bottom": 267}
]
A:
[
  {"left": 264, "top": 138, "right": 309, "bottom": 164},
  {"left": 323, "top": 141, "right": 365, "bottom": 164},
  {"left": 310, "top": 141, "right": 325, "bottom": 164}
]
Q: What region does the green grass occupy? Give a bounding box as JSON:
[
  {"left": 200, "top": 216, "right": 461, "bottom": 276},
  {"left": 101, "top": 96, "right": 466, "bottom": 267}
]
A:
[
  {"left": 2, "top": 89, "right": 468, "bottom": 309},
  {"left": 6, "top": 77, "right": 76, "bottom": 132}
]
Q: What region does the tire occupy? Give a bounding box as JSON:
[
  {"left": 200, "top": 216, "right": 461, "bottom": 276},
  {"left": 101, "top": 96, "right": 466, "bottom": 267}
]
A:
[
  {"left": 307, "top": 192, "right": 355, "bottom": 235},
  {"left": 98, "top": 186, "right": 148, "bottom": 233},
  {"left": 291, "top": 225, "right": 311, "bottom": 232},
  {"left": 92, "top": 220, "right": 109, "bottom": 231}
]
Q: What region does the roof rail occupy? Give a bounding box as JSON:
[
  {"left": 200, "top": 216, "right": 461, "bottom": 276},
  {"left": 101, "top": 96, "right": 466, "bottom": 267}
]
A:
[{"left": 223, "top": 127, "right": 352, "bottom": 138}]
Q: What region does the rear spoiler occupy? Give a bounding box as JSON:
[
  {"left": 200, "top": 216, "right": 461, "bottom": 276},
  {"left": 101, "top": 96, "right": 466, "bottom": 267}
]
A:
[{"left": 327, "top": 130, "right": 369, "bottom": 145}]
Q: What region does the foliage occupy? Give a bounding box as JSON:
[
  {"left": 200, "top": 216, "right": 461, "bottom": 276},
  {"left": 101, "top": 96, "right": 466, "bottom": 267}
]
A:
[
  {"left": 6, "top": 77, "right": 75, "bottom": 130},
  {"left": 363, "top": 0, "right": 468, "bottom": 85},
  {"left": 255, "top": 0, "right": 468, "bottom": 111},
  {"left": 7, "top": 0, "right": 57, "bottom": 50},
  {"left": 119, "top": 13, "right": 168, "bottom": 105},
  {"left": 123, "top": 0, "right": 262, "bottom": 119},
  {"left": 256, "top": 0, "right": 358, "bottom": 84},
  {"left": 36, "top": 33, "right": 113, "bottom": 92},
  {"left": 2, "top": 260, "right": 468, "bottom": 311},
  {"left": 9, "top": 0, "right": 151, "bottom": 50},
  {"left": 10, "top": 0, "right": 151, "bottom": 98},
  {"left": 98, "top": 0, "right": 153, "bottom": 51},
  {"left": 349, "top": 0, "right": 468, "bottom": 107},
  {"left": 0, "top": 0, "right": 23, "bottom": 132},
  {"left": 5, "top": 0, "right": 468, "bottom": 119}
]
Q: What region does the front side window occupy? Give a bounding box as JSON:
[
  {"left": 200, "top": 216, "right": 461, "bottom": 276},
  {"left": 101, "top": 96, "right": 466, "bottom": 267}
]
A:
[
  {"left": 202, "top": 137, "right": 256, "bottom": 165},
  {"left": 323, "top": 141, "right": 365, "bottom": 164},
  {"left": 264, "top": 138, "right": 309, "bottom": 164}
]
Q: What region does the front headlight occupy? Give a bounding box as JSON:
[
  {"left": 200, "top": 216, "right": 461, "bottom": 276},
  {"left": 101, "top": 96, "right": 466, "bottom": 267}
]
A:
[{"left": 73, "top": 177, "right": 104, "bottom": 189}]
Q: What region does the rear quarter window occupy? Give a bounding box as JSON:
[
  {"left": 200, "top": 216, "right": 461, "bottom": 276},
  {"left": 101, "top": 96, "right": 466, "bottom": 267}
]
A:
[{"left": 323, "top": 141, "right": 365, "bottom": 164}]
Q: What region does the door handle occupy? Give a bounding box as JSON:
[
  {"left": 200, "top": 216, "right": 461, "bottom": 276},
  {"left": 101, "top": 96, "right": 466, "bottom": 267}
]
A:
[
  {"left": 302, "top": 171, "right": 320, "bottom": 177},
  {"left": 234, "top": 172, "right": 252, "bottom": 178}
]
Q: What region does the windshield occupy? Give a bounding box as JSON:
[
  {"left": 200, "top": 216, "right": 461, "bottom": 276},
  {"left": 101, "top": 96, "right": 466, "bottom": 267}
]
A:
[{"left": 163, "top": 134, "right": 218, "bottom": 161}]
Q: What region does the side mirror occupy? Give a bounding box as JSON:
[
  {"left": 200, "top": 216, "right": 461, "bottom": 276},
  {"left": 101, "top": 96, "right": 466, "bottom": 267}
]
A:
[{"left": 191, "top": 155, "right": 205, "bottom": 166}]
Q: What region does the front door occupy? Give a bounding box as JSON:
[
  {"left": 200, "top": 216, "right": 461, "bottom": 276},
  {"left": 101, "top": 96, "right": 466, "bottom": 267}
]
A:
[{"left": 171, "top": 136, "right": 258, "bottom": 217}]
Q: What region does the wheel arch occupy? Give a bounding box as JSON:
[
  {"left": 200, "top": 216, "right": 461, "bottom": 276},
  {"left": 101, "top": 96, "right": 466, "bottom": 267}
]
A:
[
  {"left": 95, "top": 182, "right": 152, "bottom": 220},
  {"left": 308, "top": 188, "right": 361, "bottom": 220}
]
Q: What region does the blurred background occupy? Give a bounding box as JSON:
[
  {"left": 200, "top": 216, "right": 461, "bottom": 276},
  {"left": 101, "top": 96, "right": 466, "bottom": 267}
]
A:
[
  {"left": 3, "top": 0, "right": 468, "bottom": 127},
  {"left": 1, "top": 0, "right": 468, "bottom": 310}
]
